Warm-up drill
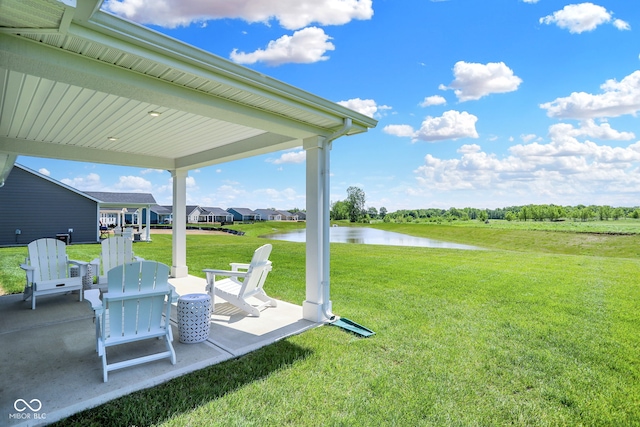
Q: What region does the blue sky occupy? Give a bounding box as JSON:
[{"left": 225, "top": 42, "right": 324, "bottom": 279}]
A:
[{"left": 18, "top": 0, "right": 640, "bottom": 212}]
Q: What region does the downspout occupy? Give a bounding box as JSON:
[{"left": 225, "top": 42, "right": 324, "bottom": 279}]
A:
[{"left": 321, "top": 118, "right": 352, "bottom": 321}]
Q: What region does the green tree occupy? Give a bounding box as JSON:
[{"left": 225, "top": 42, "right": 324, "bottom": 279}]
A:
[
  {"left": 330, "top": 200, "right": 349, "bottom": 220},
  {"left": 346, "top": 186, "right": 366, "bottom": 223}
]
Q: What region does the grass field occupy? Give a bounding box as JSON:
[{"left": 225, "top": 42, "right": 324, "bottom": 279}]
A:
[{"left": 1, "top": 221, "right": 639, "bottom": 426}]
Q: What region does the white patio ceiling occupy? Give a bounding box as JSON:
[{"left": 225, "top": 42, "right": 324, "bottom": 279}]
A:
[
  {"left": 0, "top": 0, "right": 376, "bottom": 172},
  {"left": 0, "top": 0, "right": 377, "bottom": 323}
]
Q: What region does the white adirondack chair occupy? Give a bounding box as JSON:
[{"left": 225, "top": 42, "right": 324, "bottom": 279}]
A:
[
  {"left": 84, "top": 260, "right": 176, "bottom": 382},
  {"left": 203, "top": 244, "right": 277, "bottom": 317},
  {"left": 20, "top": 238, "right": 87, "bottom": 310},
  {"left": 121, "top": 228, "right": 133, "bottom": 240},
  {"left": 91, "top": 236, "right": 142, "bottom": 291}
]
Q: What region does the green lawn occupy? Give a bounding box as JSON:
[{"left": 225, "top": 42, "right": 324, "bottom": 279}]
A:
[{"left": 2, "top": 222, "right": 639, "bottom": 426}]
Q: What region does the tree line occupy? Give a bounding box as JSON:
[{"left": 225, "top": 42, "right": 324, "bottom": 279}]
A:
[{"left": 330, "top": 187, "right": 640, "bottom": 223}]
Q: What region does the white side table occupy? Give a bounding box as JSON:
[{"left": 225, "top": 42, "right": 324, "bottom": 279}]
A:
[{"left": 177, "top": 293, "right": 211, "bottom": 343}]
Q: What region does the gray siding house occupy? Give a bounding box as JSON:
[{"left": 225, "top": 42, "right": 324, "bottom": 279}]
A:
[
  {"left": 0, "top": 164, "right": 100, "bottom": 246},
  {"left": 199, "top": 207, "right": 234, "bottom": 223},
  {"left": 255, "top": 209, "right": 282, "bottom": 221},
  {"left": 227, "top": 208, "right": 260, "bottom": 222}
]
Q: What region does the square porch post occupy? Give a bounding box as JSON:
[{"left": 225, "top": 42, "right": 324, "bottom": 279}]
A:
[
  {"left": 303, "top": 135, "right": 332, "bottom": 322},
  {"left": 171, "top": 169, "right": 188, "bottom": 277}
]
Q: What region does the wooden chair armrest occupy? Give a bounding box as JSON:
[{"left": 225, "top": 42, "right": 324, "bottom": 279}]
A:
[
  {"left": 203, "top": 268, "right": 247, "bottom": 278},
  {"left": 203, "top": 269, "right": 247, "bottom": 293},
  {"left": 84, "top": 289, "right": 103, "bottom": 311},
  {"left": 169, "top": 284, "right": 179, "bottom": 303},
  {"left": 229, "top": 263, "right": 250, "bottom": 270},
  {"left": 20, "top": 263, "right": 34, "bottom": 271}
]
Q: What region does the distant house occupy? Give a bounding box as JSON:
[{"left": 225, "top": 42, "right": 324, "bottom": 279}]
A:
[
  {"left": 150, "top": 205, "right": 173, "bottom": 224},
  {"left": 0, "top": 164, "right": 100, "bottom": 246},
  {"left": 277, "top": 210, "right": 299, "bottom": 221},
  {"left": 227, "top": 208, "right": 260, "bottom": 222},
  {"left": 199, "top": 207, "right": 234, "bottom": 223},
  {"left": 84, "top": 191, "right": 156, "bottom": 242},
  {"left": 84, "top": 191, "right": 156, "bottom": 227},
  {"left": 295, "top": 211, "right": 306, "bottom": 221},
  {"left": 186, "top": 206, "right": 202, "bottom": 224},
  {"left": 255, "top": 209, "right": 282, "bottom": 221}
]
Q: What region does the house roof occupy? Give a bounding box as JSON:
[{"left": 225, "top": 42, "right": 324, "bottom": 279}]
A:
[
  {"left": 151, "top": 205, "right": 172, "bottom": 215},
  {"left": 84, "top": 191, "right": 156, "bottom": 205},
  {"left": 186, "top": 205, "right": 202, "bottom": 216},
  {"left": 201, "top": 207, "right": 233, "bottom": 216},
  {"left": 255, "top": 209, "right": 281, "bottom": 216},
  {"left": 228, "top": 208, "right": 258, "bottom": 216},
  {"left": 0, "top": 0, "right": 377, "bottom": 175}
]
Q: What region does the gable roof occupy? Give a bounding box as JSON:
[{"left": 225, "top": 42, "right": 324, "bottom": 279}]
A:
[
  {"left": 84, "top": 191, "right": 156, "bottom": 205},
  {"left": 201, "top": 207, "right": 233, "bottom": 216},
  {"left": 228, "top": 207, "right": 258, "bottom": 216},
  {"left": 150, "top": 205, "right": 172, "bottom": 215}
]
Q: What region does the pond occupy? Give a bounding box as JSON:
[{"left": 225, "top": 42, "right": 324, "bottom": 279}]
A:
[{"left": 263, "top": 227, "right": 484, "bottom": 250}]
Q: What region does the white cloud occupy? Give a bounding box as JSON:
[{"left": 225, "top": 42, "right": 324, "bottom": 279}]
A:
[
  {"left": 383, "top": 124, "right": 415, "bottom": 138},
  {"left": 539, "top": 3, "right": 628, "bottom": 33},
  {"left": 337, "top": 98, "right": 391, "bottom": 118},
  {"left": 140, "top": 168, "right": 164, "bottom": 175},
  {"left": 255, "top": 187, "right": 302, "bottom": 204},
  {"left": 613, "top": 19, "right": 631, "bottom": 31},
  {"left": 549, "top": 120, "right": 635, "bottom": 141},
  {"left": 38, "top": 168, "right": 50, "bottom": 176},
  {"left": 412, "top": 122, "right": 640, "bottom": 206},
  {"left": 416, "top": 110, "right": 479, "bottom": 142},
  {"left": 104, "top": 0, "right": 373, "bottom": 30},
  {"left": 61, "top": 173, "right": 103, "bottom": 191},
  {"left": 114, "top": 175, "right": 154, "bottom": 192},
  {"left": 522, "top": 0, "right": 539, "bottom": 3},
  {"left": 419, "top": 95, "right": 447, "bottom": 107},
  {"left": 521, "top": 134, "right": 538, "bottom": 143},
  {"left": 441, "top": 61, "right": 522, "bottom": 102},
  {"left": 384, "top": 110, "right": 479, "bottom": 142},
  {"left": 270, "top": 150, "right": 306, "bottom": 164},
  {"left": 230, "top": 27, "right": 334, "bottom": 66},
  {"left": 540, "top": 70, "right": 640, "bottom": 119}
]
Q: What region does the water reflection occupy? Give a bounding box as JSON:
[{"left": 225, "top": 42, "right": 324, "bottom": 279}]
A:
[{"left": 264, "top": 227, "right": 483, "bottom": 250}]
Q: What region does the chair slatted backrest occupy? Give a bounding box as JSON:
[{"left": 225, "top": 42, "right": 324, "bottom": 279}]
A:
[
  {"left": 102, "top": 236, "right": 134, "bottom": 275},
  {"left": 104, "top": 261, "right": 170, "bottom": 339},
  {"left": 28, "top": 238, "right": 68, "bottom": 282},
  {"left": 240, "top": 244, "right": 272, "bottom": 298}
]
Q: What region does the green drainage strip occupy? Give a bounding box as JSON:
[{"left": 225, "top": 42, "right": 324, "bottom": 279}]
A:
[{"left": 330, "top": 317, "right": 375, "bottom": 338}]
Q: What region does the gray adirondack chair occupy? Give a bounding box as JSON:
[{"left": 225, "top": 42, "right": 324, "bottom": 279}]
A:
[
  {"left": 203, "top": 244, "right": 277, "bottom": 317},
  {"left": 85, "top": 260, "right": 176, "bottom": 382},
  {"left": 20, "top": 238, "right": 87, "bottom": 309},
  {"left": 90, "top": 236, "right": 142, "bottom": 291}
]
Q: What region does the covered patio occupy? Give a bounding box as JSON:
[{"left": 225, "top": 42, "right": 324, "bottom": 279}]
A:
[
  {"left": 0, "top": 276, "right": 318, "bottom": 425},
  {"left": 0, "top": 0, "right": 376, "bottom": 424}
]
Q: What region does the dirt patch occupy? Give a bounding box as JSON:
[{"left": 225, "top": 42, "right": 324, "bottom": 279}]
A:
[{"left": 149, "top": 228, "right": 228, "bottom": 235}]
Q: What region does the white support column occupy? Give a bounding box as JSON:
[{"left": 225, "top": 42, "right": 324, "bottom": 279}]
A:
[
  {"left": 145, "top": 205, "right": 151, "bottom": 241},
  {"left": 171, "top": 169, "right": 188, "bottom": 277},
  {"left": 303, "top": 135, "right": 332, "bottom": 322}
]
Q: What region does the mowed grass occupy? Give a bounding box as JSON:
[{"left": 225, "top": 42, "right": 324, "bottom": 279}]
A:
[{"left": 1, "top": 222, "right": 639, "bottom": 426}]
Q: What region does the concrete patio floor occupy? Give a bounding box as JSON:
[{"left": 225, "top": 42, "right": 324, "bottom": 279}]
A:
[{"left": 0, "top": 276, "right": 319, "bottom": 427}]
